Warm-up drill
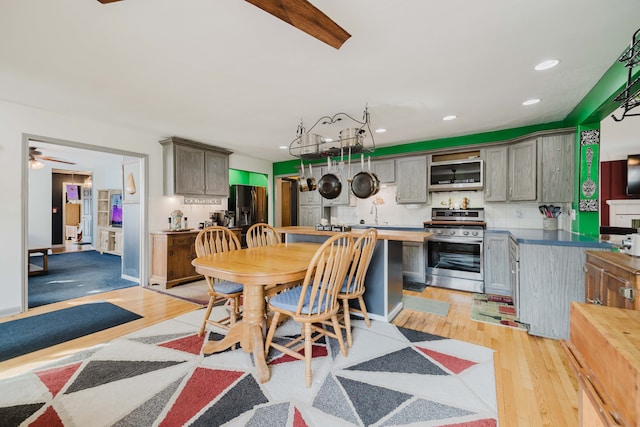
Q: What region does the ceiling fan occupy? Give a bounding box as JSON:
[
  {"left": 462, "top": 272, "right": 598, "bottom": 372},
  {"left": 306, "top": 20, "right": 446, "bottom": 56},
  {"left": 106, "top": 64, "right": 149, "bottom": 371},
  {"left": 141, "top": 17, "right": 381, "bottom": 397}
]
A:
[
  {"left": 96, "top": 0, "right": 351, "bottom": 49},
  {"left": 29, "top": 147, "right": 76, "bottom": 169}
]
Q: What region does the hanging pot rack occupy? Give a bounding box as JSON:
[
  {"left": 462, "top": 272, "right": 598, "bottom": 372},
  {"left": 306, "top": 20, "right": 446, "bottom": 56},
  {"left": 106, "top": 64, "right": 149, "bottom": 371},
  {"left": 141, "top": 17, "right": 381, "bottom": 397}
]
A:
[
  {"left": 288, "top": 105, "right": 376, "bottom": 160},
  {"left": 612, "top": 27, "right": 640, "bottom": 122}
]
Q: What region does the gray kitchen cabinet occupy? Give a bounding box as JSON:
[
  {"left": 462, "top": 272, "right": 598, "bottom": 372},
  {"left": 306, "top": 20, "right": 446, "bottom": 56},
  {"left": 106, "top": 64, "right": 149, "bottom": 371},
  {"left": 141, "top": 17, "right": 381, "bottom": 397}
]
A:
[
  {"left": 402, "top": 241, "right": 424, "bottom": 282},
  {"left": 298, "top": 205, "right": 322, "bottom": 226},
  {"left": 161, "top": 137, "right": 231, "bottom": 197},
  {"left": 372, "top": 159, "right": 396, "bottom": 183},
  {"left": 537, "top": 133, "right": 574, "bottom": 203},
  {"left": 484, "top": 233, "right": 511, "bottom": 296},
  {"left": 518, "top": 243, "right": 604, "bottom": 340},
  {"left": 509, "top": 237, "right": 520, "bottom": 316},
  {"left": 482, "top": 146, "right": 508, "bottom": 202},
  {"left": 508, "top": 139, "right": 537, "bottom": 201},
  {"left": 396, "top": 155, "right": 428, "bottom": 204}
]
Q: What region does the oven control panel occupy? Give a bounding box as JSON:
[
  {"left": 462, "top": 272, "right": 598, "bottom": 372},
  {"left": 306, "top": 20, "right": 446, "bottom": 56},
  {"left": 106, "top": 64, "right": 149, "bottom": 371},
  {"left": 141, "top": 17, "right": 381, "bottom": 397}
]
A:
[{"left": 427, "top": 227, "right": 483, "bottom": 238}]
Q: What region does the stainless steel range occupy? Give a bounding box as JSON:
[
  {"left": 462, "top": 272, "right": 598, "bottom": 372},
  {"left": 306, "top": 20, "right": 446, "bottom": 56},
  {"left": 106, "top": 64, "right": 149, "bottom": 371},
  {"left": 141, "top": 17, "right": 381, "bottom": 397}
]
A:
[{"left": 424, "top": 208, "right": 486, "bottom": 293}]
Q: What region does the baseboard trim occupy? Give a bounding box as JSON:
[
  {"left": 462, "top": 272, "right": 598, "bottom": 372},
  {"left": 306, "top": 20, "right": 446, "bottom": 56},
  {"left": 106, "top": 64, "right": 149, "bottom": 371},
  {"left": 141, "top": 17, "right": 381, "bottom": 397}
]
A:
[
  {"left": 122, "top": 274, "right": 140, "bottom": 284},
  {"left": 0, "top": 306, "right": 23, "bottom": 318}
]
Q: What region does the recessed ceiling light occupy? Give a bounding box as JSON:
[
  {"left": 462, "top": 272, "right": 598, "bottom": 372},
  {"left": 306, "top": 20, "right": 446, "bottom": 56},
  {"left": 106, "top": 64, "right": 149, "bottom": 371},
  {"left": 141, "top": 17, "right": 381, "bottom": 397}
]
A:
[
  {"left": 535, "top": 59, "right": 559, "bottom": 71},
  {"left": 522, "top": 98, "right": 541, "bottom": 106},
  {"left": 324, "top": 138, "right": 334, "bottom": 143},
  {"left": 278, "top": 145, "right": 288, "bottom": 149},
  {"left": 443, "top": 115, "right": 457, "bottom": 121},
  {"left": 375, "top": 128, "right": 386, "bottom": 133}
]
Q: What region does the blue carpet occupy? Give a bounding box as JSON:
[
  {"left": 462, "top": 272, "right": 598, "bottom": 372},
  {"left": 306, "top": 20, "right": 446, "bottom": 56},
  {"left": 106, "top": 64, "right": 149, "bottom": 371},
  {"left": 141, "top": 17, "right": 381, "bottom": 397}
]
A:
[
  {"left": 28, "top": 251, "right": 136, "bottom": 308},
  {"left": 0, "top": 301, "right": 142, "bottom": 362}
]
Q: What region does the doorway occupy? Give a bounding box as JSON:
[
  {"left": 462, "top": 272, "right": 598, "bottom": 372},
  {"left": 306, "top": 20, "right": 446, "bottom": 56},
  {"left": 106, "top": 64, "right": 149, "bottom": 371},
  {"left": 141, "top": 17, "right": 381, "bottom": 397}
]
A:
[
  {"left": 275, "top": 176, "right": 298, "bottom": 226},
  {"left": 23, "top": 134, "right": 148, "bottom": 312}
]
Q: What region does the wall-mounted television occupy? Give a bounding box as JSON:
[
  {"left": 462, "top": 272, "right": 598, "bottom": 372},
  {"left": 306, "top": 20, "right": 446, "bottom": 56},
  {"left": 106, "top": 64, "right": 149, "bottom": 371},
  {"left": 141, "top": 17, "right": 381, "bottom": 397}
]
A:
[
  {"left": 627, "top": 154, "right": 640, "bottom": 196},
  {"left": 110, "top": 193, "right": 123, "bottom": 227}
]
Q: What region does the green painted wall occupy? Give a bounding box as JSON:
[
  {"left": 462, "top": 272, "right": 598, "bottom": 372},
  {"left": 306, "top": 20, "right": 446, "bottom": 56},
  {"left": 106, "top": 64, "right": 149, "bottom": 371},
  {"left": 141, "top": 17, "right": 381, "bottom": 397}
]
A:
[{"left": 229, "top": 169, "right": 268, "bottom": 188}]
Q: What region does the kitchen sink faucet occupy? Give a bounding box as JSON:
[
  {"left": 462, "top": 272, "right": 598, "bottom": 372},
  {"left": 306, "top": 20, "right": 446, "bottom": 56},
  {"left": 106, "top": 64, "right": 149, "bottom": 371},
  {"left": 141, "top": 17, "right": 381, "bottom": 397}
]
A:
[{"left": 370, "top": 203, "right": 378, "bottom": 225}]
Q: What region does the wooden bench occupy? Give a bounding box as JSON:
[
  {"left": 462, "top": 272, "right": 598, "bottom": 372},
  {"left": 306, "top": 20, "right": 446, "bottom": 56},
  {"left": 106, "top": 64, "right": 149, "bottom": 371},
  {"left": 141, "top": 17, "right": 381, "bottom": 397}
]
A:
[{"left": 28, "top": 248, "right": 50, "bottom": 276}]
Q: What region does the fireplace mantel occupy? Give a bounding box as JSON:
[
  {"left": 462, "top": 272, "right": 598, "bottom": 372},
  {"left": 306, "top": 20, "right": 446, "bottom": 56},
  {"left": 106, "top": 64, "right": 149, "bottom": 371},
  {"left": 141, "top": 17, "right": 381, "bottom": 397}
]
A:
[{"left": 606, "top": 200, "right": 640, "bottom": 227}]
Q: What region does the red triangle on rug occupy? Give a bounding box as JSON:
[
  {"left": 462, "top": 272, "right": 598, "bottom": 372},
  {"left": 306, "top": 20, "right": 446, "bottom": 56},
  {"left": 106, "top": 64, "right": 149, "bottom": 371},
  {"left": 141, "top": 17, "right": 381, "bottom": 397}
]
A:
[
  {"left": 36, "top": 362, "right": 82, "bottom": 397},
  {"left": 269, "top": 345, "right": 328, "bottom": 365},
  {"left": 30, "top": 406, "right": 64, "bottom": 427},
  {"left": 293, "top": 406, "right": 309, "bottom": 427},
  {"left": 159, "top": 367, "right": 244, "bottom": 427},
  {"left": 416, "top": 347, "right": 477, "bottom": 374},
  {"left": 159, "top": 334, "right": 205, "bottom": 355}
]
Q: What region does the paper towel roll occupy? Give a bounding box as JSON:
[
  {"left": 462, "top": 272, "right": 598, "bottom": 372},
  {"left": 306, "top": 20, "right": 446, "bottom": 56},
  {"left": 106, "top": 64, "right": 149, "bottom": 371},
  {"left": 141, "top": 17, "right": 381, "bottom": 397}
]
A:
[{"left": 631, "top": 234, "right": 640, "bottom": 257}]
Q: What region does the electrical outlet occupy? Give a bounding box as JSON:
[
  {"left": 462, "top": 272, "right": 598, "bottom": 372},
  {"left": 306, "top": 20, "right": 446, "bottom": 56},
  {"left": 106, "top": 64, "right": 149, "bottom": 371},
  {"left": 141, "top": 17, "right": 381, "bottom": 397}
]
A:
[
  {"left": 515, "top": 209, "right": 521, "bottom": 218},
  {"left": 571, "top": 209, "right": 577, "bottom": 220}
]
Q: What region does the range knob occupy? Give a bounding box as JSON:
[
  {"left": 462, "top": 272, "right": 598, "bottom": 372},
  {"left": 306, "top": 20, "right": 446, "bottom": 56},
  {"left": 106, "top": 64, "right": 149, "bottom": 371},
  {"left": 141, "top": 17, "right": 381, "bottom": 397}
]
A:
[
  {"left": 472, "top": 231, "right": 479, "bottom": 236},
  {"left": 449, "top": 230, "right": 456, "bottom": 236},
  {"left": 463, "top": 230, "right": 469, "bottom": 236},
  {"left": 435, "top": 229, "right": 443, "bottom": 235}
]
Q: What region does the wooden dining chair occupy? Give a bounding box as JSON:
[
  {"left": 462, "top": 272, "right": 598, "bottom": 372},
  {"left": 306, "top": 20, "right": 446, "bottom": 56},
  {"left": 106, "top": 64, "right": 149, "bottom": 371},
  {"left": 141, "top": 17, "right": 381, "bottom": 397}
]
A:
[
  {"left": 339, "top": 228, "right": 378, "bottom": 347},
  {"left": 264, "top": 233, "right": 354, "bottom": 387},
  {"left": 246, "top": 223, "right": 282, "bottom": 248},
  {"left": 194, "top": 226, "right": 244, "bottom": 336}
]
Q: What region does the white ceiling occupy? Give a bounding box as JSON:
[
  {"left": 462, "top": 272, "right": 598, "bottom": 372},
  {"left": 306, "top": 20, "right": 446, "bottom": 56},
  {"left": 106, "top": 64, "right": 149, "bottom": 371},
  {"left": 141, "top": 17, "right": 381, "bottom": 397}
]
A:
[{"left": 3, "top": 0, "right": 640, "bottom": 163}]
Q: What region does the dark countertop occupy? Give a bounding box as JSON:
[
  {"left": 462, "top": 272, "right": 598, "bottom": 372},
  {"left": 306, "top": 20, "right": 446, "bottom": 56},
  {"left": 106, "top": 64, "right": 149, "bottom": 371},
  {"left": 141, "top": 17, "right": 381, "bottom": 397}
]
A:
[{"left": 486, "top": 228, "right": 612, "bottom": 249}]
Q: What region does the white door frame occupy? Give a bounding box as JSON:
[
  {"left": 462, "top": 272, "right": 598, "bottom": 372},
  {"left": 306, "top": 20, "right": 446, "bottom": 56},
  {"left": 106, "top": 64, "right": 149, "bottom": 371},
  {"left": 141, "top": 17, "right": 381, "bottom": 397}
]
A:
[{"left": 21, "top": 133, "right": 149, "bottom": 313}]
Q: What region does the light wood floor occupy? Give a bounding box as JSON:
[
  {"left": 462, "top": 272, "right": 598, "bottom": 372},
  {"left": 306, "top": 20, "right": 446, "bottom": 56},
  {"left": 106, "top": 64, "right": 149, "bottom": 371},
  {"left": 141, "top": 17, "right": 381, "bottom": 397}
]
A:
[{"left": 0, "top": 286, "right": 577, "bottom": 426}]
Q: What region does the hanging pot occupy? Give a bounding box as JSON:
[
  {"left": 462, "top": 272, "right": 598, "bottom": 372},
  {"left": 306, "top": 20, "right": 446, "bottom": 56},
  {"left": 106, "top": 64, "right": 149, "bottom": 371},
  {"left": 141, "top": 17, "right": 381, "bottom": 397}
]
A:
[
  {"left": 351, "top": 155, "right": 380, "bottom": 199},
  {"left": 306, "top": 163, "right": 317, "bottom": 191},
  {"left": 298, "top": 160, "right": 309, "bottom": 192},
  {"left": 318, "top": 157, "right": 342, "bottom": 199}
]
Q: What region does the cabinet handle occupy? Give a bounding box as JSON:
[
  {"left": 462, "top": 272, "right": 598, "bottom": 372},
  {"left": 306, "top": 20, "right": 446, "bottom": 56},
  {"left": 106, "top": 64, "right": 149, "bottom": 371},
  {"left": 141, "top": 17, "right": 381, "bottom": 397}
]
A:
[
  {"left": 619, "top": 287, "right": 635, "bottom": 302},
  {"left": 169, "top": 250, "right": 174, "bottom": 256},
  {"left": 587, "top": 298, "right": 602, "bottom": 305}
]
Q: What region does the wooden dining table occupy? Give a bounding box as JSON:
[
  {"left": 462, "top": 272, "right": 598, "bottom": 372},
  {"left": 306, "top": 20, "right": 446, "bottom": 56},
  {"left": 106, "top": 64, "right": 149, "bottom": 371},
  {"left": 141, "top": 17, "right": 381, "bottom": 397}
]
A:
[{"left": 191, "top": 241, "right": 322, "bottom": 383}]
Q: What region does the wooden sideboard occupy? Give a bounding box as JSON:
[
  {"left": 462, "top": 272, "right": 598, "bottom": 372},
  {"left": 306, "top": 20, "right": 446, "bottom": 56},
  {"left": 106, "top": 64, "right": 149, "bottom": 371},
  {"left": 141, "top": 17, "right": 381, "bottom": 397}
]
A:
[
  {"left": 150, "top": 231, "right": 202, "bottom": 289},
  {"left": 563, "top": 303, "right": 640, "bottom": 426},
  {"left": 584, "top": 250, "right": 640, "bottom": 309}
]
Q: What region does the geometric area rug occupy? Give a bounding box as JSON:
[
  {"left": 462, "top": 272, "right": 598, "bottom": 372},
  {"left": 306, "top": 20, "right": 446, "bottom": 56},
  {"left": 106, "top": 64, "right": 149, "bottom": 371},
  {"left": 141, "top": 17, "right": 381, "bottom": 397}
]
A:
[{"left": 0, "top": 308, "right": 498, "bottom": 426}]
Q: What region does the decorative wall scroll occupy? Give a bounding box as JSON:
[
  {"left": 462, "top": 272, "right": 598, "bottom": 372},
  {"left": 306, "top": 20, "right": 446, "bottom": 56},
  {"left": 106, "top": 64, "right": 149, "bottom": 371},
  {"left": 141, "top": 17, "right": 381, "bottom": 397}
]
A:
[{"left": 579, "top": 129, "right": 600, "bottom": 212}]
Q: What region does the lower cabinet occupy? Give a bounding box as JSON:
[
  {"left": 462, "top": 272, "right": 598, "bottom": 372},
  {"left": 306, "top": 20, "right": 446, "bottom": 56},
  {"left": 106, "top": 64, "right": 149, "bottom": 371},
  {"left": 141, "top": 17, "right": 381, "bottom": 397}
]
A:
[
  {"left": 150, "top": 231, "right": 203, "bottom": 289},
  {"left": 402, "top": 241, "right": 424, "bottom": 283},
  {"left": 483, "top": 233, "right": 511, "bottom": 296},
  {"left": 518, "top": 244, "right": 603, "bottom": 339},
  {"left": 98, "top": 227, "right": 122, "bottom": 256},
  {"left": 584, "top": 251, "right": 640, "bottom": 309},
  {"left": 299, "top": 205, "right": 322, "bottom": 226}
]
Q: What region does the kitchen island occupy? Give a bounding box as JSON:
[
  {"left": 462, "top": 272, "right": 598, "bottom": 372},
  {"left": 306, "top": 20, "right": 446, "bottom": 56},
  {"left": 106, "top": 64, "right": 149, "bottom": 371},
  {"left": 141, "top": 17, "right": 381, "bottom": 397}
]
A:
[{"left": 276, "top": 226, "right": 432, "bottom": 321}]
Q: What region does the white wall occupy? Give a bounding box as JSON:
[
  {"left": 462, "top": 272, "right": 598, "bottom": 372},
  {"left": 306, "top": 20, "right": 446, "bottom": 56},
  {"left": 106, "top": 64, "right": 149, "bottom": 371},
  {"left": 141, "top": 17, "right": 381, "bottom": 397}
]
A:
[
  {"left": 0, "top": 99, "right": 272, "bottom": 317},
  {"left": 600, "top": 106, "right": 640, "bottom": 161}
]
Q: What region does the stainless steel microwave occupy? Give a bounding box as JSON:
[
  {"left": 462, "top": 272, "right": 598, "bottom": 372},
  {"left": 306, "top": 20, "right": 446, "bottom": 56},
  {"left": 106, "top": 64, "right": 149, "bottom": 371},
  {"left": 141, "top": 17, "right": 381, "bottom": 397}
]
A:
[{"left": 429, "top": 158, "right": 483, "bottom": 191}]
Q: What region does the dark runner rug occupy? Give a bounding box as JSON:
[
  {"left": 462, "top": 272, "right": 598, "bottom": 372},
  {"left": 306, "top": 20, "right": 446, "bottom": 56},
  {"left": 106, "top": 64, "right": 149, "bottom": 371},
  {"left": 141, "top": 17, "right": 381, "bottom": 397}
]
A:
[
  {"left": 0, "top": 309, "right": 498, "bottom": 426},
  {"left": 28, "top": 251, "right": 136, "bottom": 308},
  {"left": 0, "top": 302, "right": 142, "bottom": 362}
]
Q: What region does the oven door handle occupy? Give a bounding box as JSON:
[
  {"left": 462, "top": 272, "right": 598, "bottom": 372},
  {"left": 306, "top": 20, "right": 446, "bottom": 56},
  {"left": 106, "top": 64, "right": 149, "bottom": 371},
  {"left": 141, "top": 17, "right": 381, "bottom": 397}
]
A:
[{"left": 428, "top": 237, "right": 483, "bottom": 244}]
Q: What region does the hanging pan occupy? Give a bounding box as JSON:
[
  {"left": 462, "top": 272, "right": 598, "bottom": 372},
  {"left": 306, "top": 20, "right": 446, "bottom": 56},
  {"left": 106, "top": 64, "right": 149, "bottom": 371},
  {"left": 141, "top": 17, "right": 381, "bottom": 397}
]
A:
[
  {"left": 351, "top": 154, "right": 380, "bottom": 199},
  {"left": 298, "top": 160, "right": 309, "bottom": 192},
  {"left": 307, "top": 163, "right": 317, "bottom": 191},
  {"left": 318, "top": 157, "right": 342, "bottom": 199}
]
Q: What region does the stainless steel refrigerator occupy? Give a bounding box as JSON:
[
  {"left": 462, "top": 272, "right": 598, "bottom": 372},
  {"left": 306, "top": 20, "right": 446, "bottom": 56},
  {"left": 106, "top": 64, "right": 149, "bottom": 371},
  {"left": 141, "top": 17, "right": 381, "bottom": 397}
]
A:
[{"left": 229, "top": 185, "right": 267, "bottom": 246}]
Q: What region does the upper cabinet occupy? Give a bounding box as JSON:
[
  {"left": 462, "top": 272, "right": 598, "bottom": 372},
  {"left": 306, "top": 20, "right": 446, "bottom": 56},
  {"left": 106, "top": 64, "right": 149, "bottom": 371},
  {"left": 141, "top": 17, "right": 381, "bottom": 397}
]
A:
[
  {"left": 482, "top": 146, "right": 508, "bottom": 202},
  {"left": 371, "top": 159, "right": 396, "bottom": 183},
  {"left": 161, "top": 137, "right": 231, "bottom": 197},
  {"left": 508, "top": 139, "right": 537, "bottom": 201},
  {"left": 538, "top": 134, "right": 574, "bottom": 203},
  {"left": 396, "top": 155, "right": 428, "bottom": 204}
]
